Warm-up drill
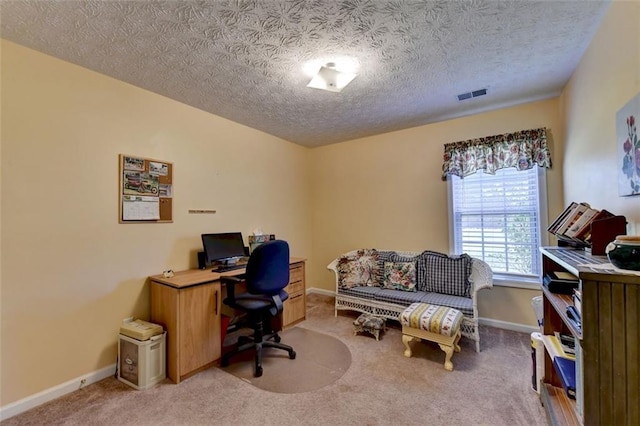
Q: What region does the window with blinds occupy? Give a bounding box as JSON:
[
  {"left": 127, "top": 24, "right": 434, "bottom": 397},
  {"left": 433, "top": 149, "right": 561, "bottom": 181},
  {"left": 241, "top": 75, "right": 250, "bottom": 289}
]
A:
[{"left": 448, "top": 167, "right": 546, "bottom": 279}]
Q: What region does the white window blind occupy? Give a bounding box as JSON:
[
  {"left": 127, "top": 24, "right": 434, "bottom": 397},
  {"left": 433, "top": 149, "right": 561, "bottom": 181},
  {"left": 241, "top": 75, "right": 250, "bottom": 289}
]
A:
[{"left": 449, "top": 167, "right": 545, "bottom": 278}]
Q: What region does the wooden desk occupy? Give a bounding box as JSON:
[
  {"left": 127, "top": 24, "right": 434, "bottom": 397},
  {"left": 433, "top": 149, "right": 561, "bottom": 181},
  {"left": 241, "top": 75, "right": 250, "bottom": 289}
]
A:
[{"left": 149, "top": 257, "right": 306, "bottom": 383}]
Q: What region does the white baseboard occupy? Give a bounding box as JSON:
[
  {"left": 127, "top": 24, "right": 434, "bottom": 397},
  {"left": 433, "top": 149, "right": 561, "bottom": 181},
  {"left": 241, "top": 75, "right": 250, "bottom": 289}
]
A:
[
  {"left": 479, "top": 317, "right": 539, "bottom": 334},
  {"left": 306, "top": 287, "right": 334, "bottom": 297},
  {"left": 0, "top": 363, "right": 116, "bottom": 421},
  {"left": 307, "top": 288, "right": 538, "bottom": 334}
]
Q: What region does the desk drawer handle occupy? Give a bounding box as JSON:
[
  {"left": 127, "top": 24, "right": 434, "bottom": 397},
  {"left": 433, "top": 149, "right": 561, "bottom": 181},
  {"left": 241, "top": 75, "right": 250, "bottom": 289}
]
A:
[{"left": 214, "top": 290, "right": 218, "bottom": 315}]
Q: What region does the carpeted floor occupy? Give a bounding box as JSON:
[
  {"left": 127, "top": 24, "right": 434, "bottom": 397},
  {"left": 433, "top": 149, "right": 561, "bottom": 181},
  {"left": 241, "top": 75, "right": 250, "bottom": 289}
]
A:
[
  {"left": 2, "top": 294, "right": 547, "bottom": 425},
  {"left": 222, "top": 327, "right": 351, "bottom": 393}
]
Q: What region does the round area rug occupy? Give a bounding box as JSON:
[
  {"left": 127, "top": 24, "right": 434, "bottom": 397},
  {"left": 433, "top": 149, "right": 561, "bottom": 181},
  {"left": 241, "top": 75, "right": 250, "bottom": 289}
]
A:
[{"left": 221, "top": 327, "right": 351, "bottom": 393}]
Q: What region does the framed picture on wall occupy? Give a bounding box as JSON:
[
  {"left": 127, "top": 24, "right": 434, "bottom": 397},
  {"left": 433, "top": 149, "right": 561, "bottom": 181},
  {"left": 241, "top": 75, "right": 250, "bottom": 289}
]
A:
[{"left": 617, "top": 93, "right": 640, "bottom": 196}]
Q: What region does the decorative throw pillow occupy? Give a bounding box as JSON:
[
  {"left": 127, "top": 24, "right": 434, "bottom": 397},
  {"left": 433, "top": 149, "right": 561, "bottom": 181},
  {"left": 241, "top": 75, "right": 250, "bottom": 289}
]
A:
[
  {"left": 415, "top": 250, "right": 447, "bottom": 292},
  {"left": 336, "top": 249, "right": 379, "bottom": 289},
  {"left": 428, "top": 254, "right": 472, "bottom": 297},
  {"left": 377, "top": 251, "right": 418, "bottom": 286},
  {"left": 418, "top": 251, "right": 472, "bottom": 297},
  {"left": 382, "top": 261, "right": 417, "bottom": 292}
]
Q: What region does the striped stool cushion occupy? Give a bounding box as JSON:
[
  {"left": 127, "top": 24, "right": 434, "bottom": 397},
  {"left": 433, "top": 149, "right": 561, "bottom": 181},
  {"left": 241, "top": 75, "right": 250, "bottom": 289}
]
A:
[{"left": 399, "top": 303, "right": 463, "bottom": 337}]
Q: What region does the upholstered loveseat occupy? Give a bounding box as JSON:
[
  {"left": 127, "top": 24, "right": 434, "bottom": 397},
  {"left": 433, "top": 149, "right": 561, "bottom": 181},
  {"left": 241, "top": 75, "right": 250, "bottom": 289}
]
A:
[{"left": 327, "top": 249, "right": 493, "bottom": 352}]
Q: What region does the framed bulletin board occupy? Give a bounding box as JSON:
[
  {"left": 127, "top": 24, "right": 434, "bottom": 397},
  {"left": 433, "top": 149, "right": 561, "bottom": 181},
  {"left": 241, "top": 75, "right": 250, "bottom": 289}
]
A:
[{"left": 119, "top": 154, "right": 173, "bottom": 223}]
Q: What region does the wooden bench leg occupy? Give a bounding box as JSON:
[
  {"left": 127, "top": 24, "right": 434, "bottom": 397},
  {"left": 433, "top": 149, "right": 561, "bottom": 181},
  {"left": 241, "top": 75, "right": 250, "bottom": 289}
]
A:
[
  {"left": 402, "top": 334, "right": 417, "bottom": 357},
  {"left": 439, "top": 343, "right": 455, "bottom": 371}
]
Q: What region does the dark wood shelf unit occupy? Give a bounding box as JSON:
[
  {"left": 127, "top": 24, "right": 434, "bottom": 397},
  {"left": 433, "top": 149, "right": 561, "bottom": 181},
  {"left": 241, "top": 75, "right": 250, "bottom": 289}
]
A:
[
  {"left": 539, "top": 247, "right": 640, "bottom": 426},
  {"left": 541, "top": 384, "right": 581, "bottom": 426},
  {"left": 542, "top": 286, "right": 581, "bottom": 340}
]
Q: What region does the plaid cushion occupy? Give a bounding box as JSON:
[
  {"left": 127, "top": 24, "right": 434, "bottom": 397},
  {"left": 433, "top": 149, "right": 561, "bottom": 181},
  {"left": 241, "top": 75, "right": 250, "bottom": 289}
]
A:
[
  {"left": 352, "top": 288, "right": 473, "bottom": 317},
  {"left": 338, "top": 286, "right": 383, "bottom": 298},
  {"left": 415, "top": 250, "right": 446, "bottom": 292},
  {"left": 374, "top": 288, "right": 427, "bottom": 305},
  {"left": 376, "top": 251, "right": 394, "bottom": 285},
  {"left": 417, "top": 251, "right": 472, "bottom": 297},
  {"left": 420, "top": 292, "right": 473, "bottom": 317}
]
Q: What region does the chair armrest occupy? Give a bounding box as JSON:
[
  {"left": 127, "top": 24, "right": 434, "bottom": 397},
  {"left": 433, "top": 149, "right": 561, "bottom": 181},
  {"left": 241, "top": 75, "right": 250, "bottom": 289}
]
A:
[
  {"left": 470, "top": 259, "right": 493, "bottom": 296},
  {"left": 221, "top": 275, "right": 245, "bottom": 300}
]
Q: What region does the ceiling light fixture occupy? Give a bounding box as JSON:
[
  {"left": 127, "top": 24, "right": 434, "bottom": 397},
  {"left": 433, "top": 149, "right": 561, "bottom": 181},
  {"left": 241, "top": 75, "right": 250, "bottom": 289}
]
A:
[{"left": 306, "top": 62, "right": 357, "bottom": 93}]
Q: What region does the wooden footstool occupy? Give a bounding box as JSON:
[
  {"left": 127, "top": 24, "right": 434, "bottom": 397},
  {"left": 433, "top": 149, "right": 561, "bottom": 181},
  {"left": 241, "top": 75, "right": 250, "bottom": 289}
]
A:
[
  {"left": 353, "top": 313, "right": 386, "bottom": 341},
  {"left": 399, "top": 303, "right": 463, "bottom": 371}
]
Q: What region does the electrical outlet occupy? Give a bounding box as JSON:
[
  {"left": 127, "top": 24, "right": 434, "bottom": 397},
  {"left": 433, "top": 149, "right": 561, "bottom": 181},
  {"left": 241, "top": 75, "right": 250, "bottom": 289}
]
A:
[{"left": 80, "top": 378, "right": 87, "bottom": 389}]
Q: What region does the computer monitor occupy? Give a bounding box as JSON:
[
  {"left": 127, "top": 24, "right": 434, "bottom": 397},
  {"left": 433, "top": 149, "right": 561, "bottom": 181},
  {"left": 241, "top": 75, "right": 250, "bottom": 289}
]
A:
[{"left": 201, "top": 232, "right": 245, "bottom": 268}]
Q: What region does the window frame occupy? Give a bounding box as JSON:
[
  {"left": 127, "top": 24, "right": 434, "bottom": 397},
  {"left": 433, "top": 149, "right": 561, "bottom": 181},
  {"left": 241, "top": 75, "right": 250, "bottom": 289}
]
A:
[{"left": 447, "top": 167, "right": 549, "bottom": 289}]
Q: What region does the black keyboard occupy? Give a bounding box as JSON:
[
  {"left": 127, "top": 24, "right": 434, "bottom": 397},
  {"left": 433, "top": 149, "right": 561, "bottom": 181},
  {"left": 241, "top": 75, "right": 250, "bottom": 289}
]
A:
[{"left": 213, "top": 264, "right": 246, "bottom": 273}]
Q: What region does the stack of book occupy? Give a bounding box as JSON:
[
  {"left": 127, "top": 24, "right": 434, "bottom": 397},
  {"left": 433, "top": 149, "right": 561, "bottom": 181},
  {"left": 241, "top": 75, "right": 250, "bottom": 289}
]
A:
[
  {"left": 553, "top": 356, "right": 577, "bottom": 400},
  {"left": 572, "top": 289, "right": 582, "bottom": 316},
  {"left": 555, "top": 332, "right": 576, "bottom": 356},
  {"left": 547, "top": 202, "right": 615, "bottom": 245},
  {"left": 566, "top": 304, "right": 582, "bottom": 332},
  {"left": 543, "top": 270, "right": 579, "bottom": 295},
  {"left": 541, "top": 333, "right": 577, "bottom": 400}
]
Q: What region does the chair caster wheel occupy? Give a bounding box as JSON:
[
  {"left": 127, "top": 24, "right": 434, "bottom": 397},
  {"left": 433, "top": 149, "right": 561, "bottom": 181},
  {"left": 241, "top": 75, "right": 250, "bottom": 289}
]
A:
[
  {"left": 254, "top": 366, "right": 263, "bottom": 377},
  {"left": 289, "top": 351, "right": 296, "bottom": 360},
  {"left": 274, "top": 335, "right": 281, "bottom": 343}
]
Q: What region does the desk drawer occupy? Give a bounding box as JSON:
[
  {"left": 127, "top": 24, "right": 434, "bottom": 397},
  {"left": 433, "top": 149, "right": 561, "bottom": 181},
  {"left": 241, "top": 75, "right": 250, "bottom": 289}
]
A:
[
  {"left": 284, "top": 293, "right": 305, "bottom": 326},
  {"left": 289, "top": 266, "right": 304, "bottom": 284},
  {"left": 286, "top": 281, "right": 304, "bottom": 296}
]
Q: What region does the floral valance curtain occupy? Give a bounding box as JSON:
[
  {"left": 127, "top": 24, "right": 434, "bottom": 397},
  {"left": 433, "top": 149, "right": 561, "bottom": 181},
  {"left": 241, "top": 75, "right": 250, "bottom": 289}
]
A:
[{"left": 441, "top": 127, "right": 552, "bottom": 180}]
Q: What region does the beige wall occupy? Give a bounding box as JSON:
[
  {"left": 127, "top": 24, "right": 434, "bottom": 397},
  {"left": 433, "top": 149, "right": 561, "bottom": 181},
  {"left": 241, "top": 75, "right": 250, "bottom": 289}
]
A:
[
  {"left": 309, "top": 98, "right": 565, "bottom": 326},
  {"left": 0, "top": 41, "right": 312, "bottom": 405},
  {"left": 560, "top": 0, "right": 640, "bottom": 229},
  {"left": 2, "top": 0, "right": 637, "bottom": 410}
]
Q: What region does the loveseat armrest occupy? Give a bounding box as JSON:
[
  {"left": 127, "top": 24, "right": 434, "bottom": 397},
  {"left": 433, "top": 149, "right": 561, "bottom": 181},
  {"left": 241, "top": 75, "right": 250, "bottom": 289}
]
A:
[
  {"left": 470, "top": 258, "right": 493, "bottom": 295},
  {"left": 327, "top": 257, "right": 340, "bottom": 291}
]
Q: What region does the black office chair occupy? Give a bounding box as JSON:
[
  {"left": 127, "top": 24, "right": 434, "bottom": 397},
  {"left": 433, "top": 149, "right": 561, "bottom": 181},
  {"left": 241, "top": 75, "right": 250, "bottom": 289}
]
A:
[{"left": 220, "top": 239, "right": 296, "bottom": 377}]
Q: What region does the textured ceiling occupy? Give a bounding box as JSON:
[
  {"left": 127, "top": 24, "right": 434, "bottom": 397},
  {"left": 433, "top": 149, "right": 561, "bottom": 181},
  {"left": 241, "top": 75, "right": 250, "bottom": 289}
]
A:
[{"left": 0, "top": 0, "right": 611, "bottom": 147}]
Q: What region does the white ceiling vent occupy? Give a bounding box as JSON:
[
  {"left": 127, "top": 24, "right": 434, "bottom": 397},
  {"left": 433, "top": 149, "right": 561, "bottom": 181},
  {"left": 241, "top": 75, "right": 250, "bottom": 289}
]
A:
[{"left": 457, "top": 88, "right": 487, "bottom": 101}]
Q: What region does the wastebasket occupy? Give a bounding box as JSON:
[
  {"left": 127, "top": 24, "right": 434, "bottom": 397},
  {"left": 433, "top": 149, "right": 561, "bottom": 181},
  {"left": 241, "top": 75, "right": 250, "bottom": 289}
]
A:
[
  {"left": 531, "top": 331, "right": 545, "bottom": 393},
  {"left": 531, "top": 295, "right": 543, "bottom": 330}
]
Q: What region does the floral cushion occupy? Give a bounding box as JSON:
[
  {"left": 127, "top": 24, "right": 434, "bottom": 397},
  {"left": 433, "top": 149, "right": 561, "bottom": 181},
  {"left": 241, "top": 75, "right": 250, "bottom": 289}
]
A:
[
  {"left": 336, "top": 249, "right": 379, "bottom": 289},
  {"left": 382, "top": 261, "right": 417, "bottom": 292},
  {"left": 377, "top": 251, "right": 418, "bottom": 284},
  {"left": 400, "top": 303, "right": 463, "bottom": 337}
]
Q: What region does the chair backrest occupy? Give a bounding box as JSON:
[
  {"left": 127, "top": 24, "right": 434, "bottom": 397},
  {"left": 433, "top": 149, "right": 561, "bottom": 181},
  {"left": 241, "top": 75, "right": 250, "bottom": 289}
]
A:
[{"left": 245, "top": 240, "right": 290, "bottom": 295}]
